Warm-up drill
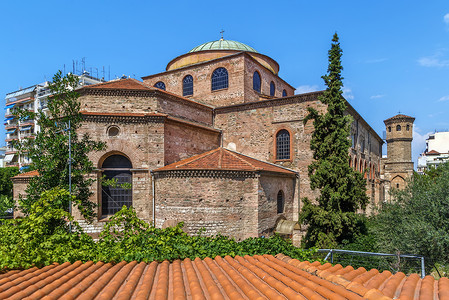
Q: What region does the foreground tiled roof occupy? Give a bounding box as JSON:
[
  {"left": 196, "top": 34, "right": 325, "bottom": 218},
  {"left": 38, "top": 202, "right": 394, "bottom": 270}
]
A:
[
  {"left": 0, "top": 254, "right": 446, "bottom": 299},
  {"left": 426, "top": 150, "right": 440, "bottom": 155},
  {"left": 11, "top": 170, "right": 39, "bottom": 178},
  {"left": 82, "top": 78, "right": 153, "bottom": 90},
  {"left": 155, "top": 147, "right": 297, "bottom": 175}
]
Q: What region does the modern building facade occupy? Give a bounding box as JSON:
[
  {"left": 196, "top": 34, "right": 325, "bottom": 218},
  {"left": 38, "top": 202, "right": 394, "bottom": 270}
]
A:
[
  {"left": 4, "top": 72, "right": 105, "bottom": 169},
  {"left": 417, "top": 131, "right": 449, "bottom": 174},
  {"left": 12, "top": 39, "right": 413, "bottom": 240}
]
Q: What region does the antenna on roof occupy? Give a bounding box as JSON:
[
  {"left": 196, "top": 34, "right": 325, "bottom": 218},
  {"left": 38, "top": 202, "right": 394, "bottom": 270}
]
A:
[{"left": 220, "top": 29, "right": 224, "bottom": 40}]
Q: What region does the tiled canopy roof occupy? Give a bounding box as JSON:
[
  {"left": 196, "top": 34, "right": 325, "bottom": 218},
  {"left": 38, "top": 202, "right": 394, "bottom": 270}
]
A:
[
  {"left": 155, "top": 147, "right": 296, "bottom": 175},
  {"left": 11, "top": 170, "right": 38, "bottom": 178},
  {"left": 0, "top": 254, "right": 446, "bottom": 299}
]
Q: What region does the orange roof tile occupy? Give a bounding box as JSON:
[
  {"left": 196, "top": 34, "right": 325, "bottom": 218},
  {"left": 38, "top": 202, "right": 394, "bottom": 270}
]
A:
[
  {"left": 426, "top": 150, "right": 440, "bottom": 155},
  {"left": 12, "top": 170, "right": 38, "bottom": 178},
  {"left": 154, "top": 147, "right": 297, "bottom": 175},
  {"left": 82, "top": 78, "right": 153, "bottom": 91},
  {"left": 0, "top": 254, "right": 445, "bottom": 299}
]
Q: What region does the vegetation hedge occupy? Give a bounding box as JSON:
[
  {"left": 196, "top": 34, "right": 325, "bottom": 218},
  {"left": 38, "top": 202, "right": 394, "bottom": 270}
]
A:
[{"left": 0, "top": 188, "right": 315, "bottom": 270}]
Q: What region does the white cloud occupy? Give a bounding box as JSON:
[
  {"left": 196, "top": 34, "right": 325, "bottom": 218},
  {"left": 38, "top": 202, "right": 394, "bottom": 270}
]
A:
[
  {"left": 342, "top": 87, "right": 354, "bottom": 100},
  {"left": 418, "top": 52, "right": 449, "bottom": 67},
  {"left": 370, "top": 94, "right": 385, "bottom": 99},
  {"left": 365, "top": 58, "right": 387, "bottom": 64},
  {"left": 295, "top": 85, "right": 319, "bottom": 95},
  {"left": 438, "top": 95, "right": 449, "bottom": 102},
  {"left": 444, "top": 13, "right": 449, "bottom": 24}
]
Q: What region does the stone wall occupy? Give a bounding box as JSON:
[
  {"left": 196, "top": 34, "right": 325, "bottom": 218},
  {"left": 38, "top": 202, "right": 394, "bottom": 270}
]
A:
[{"left": 154, "top": 172, "right": 259, "bottom": 240}]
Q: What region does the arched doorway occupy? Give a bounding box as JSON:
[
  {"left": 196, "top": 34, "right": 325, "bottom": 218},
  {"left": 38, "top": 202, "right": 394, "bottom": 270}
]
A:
[{"left": 101, "top": 154, "right": 132, "bottom": 216}]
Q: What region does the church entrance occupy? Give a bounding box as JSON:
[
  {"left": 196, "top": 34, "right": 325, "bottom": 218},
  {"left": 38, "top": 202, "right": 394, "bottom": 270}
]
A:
[{"left": 101, "top": 154, "right": 132, "bottom": 216}]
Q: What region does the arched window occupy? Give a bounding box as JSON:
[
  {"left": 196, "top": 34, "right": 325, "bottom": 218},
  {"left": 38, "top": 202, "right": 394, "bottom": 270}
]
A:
[
  {"left": 253, "top": 71, "right": 261, "bottom": 93},
  {"left": 406, "top": 124, "right": 410, "bottom": 131},
  {"left": 276, "top": 129, "right": 290, "bottom": 160},
  {"left": 211, "top": 67, "right": 228, "bottom": 91},
  {"left": 183, "top": 75, "right": 193, "bottom": 96},
  {"left": 270, "top": 81, "right": 275, "bottom": 97},
  {"left": 277, "top": 190, "right": 284, "bottom": 213},
  {"left": 282, "top": 89, "right": 287, "bottom": 97},
  {"left": 388, "top": 126, "right": 391, "bottom": 132},
  {"left": 154, "top": 81, "right": 166, "bottom": 91},
  {"left": 396, "top": 125, "right": 401, "bottom": 131},
  {"left": 101, "top": 154, "right": 132, "bottom": 216}
]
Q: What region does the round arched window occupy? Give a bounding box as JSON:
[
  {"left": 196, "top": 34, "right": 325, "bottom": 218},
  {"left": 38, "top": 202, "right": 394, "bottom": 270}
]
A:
[
  {"left": 253, "top": 71, "right": 261, "bottom": 93},
  {"left": 282, "top": 89, "right": 287, "bottom": 97},
  {"left": 154, "top": 81, "right": 166, "bottom": 91},
  {"left": 396, "top": 125, "right": 401, "bottom": 131},
  {"left": 107, "top": 126, "right": 120, "bottom": 137},
  {"left": 270, "top": 81, "right": 275, "bottom": 97},
  {"left": 183, "top": 75, "right": 193, "bottom": 96},
  {"left": 277, "top": 190, "right": 284, "bottom": 213},
  {"left": 211, "top": 67, "right": 228, "bottom": 91},
  {"left": 276, "top": 129, "right": 290, "bottom": 160}
]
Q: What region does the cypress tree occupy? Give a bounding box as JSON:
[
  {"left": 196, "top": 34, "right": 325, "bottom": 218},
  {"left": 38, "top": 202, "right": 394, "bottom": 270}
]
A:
[{"left": 300, "top": 33, "right": 369, "bottom": 248}]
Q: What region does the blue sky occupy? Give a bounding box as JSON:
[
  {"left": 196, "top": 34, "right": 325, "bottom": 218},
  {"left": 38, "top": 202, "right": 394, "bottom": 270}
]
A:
[{"left": 2, "top": 1, "right": 449, "bottom": 165}]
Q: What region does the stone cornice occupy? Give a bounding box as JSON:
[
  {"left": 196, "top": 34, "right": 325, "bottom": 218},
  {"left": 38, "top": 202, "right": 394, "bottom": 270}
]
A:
[
  {"left": 386, "top": 138, "right": 413, "bottom": 143},
  {"left": 154, "top": 169, "right": 257, "bottom": 179},
  {"left": 82, "top": 113, "right": 166, "bottom": 124}
]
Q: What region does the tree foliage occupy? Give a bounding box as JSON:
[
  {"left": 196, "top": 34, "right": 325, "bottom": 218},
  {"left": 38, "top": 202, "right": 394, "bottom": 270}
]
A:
[
  {"left": 372, "top": 162, "right": 449, "bottom": 266},
  {"left": 0, "top": 200, "right": 316, "bottom": 270},
  {"left": 300, "top": 33, "right": 369, "bottom": 248},
  {"left": 0, "top": 167, "right": 19, "bottom": 217},
  {"left": 13, "top": 71, "right": 105, "bottom": 219}
]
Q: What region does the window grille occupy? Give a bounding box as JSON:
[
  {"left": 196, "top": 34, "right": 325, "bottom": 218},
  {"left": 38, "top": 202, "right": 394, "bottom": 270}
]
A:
[
  {"left": 211, "top": 67, "right": 228, "bottom": 91},
  {"left": 276, "top": 129, "right": 290, "bottom": 160},
  {"left": 253, "top": 71, "right": 261, "bottom": 93},
  {"left": 154, "top": 81, "right": 166, "bottom": 91},
  {"left": 101, "top": 155, "right": 132, "bottom": 215},
  {"left": 183, "top": 75, "right": 193, "bottom": 96},
  {"left": 270, "top": 81, "right": 275, "bottom": 96}
]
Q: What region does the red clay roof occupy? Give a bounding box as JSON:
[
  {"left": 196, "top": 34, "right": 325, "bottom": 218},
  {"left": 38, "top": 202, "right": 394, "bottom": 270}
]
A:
[
  {"left": 0, "top": 254, "right": 445, "bottom": 299},
  {"left": 426, "top": 150, "right": 440, "bottom": 155},
  {"left": 82, "top": 78, "right": 152, "bottom": 90},
  {"left": 154, "top": 147, "right": 296, "bottom": 175},
  {"left": 12, "top": 170, "right": 38, "bottom": 178}
]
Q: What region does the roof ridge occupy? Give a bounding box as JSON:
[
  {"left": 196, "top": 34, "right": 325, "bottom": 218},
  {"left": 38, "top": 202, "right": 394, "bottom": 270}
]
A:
[
  {"left": 223, "top": 148, "right": 258, "bottom": 170},
  {"left": 175, "top": 148, "right": 219, "bottom": 169}
]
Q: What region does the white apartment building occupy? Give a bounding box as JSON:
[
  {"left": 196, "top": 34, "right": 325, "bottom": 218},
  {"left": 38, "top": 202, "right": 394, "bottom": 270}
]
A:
[
  {"left": 4, "top": 72, "right": 105, "bottom": 169},
  {"left": 417, "top": 131, "right": 449, "bottom": 174}
]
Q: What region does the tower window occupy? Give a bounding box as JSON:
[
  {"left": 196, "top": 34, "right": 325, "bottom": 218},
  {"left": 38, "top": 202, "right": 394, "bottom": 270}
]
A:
[
  {"left": 396, "top": 125, "right": 401, "bottom": 131},
  {"left": 388, "top": 126, "right": 391, "bottom": 132},
  {"left": 406, "top": 124, "right": 410, "bottom": 131},
  {"left": 211, "top": 67, "right": 228, "bottom": 91},
  {"left": 282, "top": 89, "right": 287, "bottom": 97},
  {"left": 183, "top": 75, "right": 193, "bottom": 96},
  {"left": 270, "top": 81, "right": 275, "bottom": 97},
  {"left": 154, "top": 81, "right": 166, "bottom": 91},
  {"left": 253, "top": 71, "right": 261, "bottom": 93},
  {"left": 276, "top": 129, "right": 290, "bottom": 160},
  {"left": 277, "top": 190, "right": 284, "bottom": 213}
]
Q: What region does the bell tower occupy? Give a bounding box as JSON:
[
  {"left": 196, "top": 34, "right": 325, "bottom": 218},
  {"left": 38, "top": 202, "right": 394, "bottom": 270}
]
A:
[{"left": 383, "top": 114, "right": 415, "bottom": 193}]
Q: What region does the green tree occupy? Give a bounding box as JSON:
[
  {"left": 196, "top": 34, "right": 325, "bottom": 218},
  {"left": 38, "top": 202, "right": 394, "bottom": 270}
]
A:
[
  {"left": 14, "top": 71, "right": 105, "bottom": 219},
  {"left": 0, "top": 167, "right": 19, "bottom": 217},
  {"left": 372, "top": 162, "right": 449, "bottom": 268},
  {"left": 300, "top": 33, "right": 369, "bottom": 248}
]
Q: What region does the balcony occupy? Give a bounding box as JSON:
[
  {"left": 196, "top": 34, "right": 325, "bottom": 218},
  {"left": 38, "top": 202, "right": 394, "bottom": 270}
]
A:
[
  {"left": 19, "top": 120, "right": 35, "bottom": 127},
  {"left": 5, "top": 137, "right": 18, "bottom": 142},
  {"left": 6, "top": 162, "right": 19, "bottom": 167}
]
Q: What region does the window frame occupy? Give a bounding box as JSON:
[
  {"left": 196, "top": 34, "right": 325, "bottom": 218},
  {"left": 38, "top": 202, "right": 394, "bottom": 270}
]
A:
[
  {"left": 182, "top": 75, "right": 194, "bottom": 97},
  {"left": 277, "top": 190, "right": 285, "bottom": 214},
  {"left": 211, "top": 67, "right": 229, "bottom": 91},
  {"left": 253, "top": 71, "right": 261, "bottom": 93},
  {"left": 275, "top": 128, "right": 292, "bottom": 161},
  {"left": 154, "top": 81, "right": 166, "bottom": 91},
  {"left": 270, "top": 81, "right": 275, "bottom": 97}
]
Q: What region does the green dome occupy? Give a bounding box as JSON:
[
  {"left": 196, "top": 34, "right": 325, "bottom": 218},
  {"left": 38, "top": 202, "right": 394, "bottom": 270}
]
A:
[{"left": 189, "top": 39, "right": 257, "bottom": 53}]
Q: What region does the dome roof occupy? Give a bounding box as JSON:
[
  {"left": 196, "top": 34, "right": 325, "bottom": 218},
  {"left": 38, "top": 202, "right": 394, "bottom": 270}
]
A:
[{"left": 189, "top": 39, "right": 257, "bottom": 53}]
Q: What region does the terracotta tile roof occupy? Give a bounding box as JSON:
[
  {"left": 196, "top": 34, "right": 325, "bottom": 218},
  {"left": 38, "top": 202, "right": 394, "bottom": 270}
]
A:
[
  {"left": 426, "top": 150, "right": 440, "bottom": 155},
  {"left": 154, "top": 147, "right": 297, "bottom": 175},
  {"left": 82, "top": 78, "right": 153, "bottom": 91},
  {"left": 384, "top": 114, "right": 415, "bottom": 123},
  {"left": 12, "top": 170, "right": 38, "bottom": 178},
  {"left": 0, "top": 254, "right": 445, "bottom": 299}
]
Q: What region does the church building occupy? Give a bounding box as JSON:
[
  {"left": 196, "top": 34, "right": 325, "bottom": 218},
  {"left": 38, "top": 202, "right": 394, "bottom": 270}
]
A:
[{"left": 13, "top": 38, "right": 411, "bottom": 240}]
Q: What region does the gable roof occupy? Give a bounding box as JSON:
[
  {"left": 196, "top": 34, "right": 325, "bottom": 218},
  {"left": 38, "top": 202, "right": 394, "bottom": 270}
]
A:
[
  {"left": 426, "top": 150, "right": 440, "bottom": 155},
  {"left": 154, "top": 147, "right": 296, "bottom": 175},
  {"left": 12, "top": 170, "right": 38, "bottom": 178},
  {"left": 0, "top": 254, "right": 444, "bottom": 299},
  {"left": 81, "top": 78, "right": 153, "bottom": 91}
]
